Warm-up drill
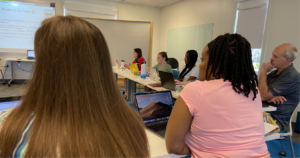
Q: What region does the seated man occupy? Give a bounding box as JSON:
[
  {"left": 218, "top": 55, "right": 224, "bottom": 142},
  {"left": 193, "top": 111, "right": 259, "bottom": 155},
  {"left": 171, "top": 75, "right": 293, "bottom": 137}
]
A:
[{"left": 259, "top": 43, "right": 300, "bottom": 131}]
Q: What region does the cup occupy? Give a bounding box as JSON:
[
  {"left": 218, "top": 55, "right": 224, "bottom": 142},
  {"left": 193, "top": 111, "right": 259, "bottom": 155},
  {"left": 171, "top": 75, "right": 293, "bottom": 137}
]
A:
[
  {"left": 121, "top": 60, "right": 125, "bottom": 68},
  {"left": 125, "top": 69, "right": 131, "bottom": 75},
  {"left": 175, "top": 85, "right": 182, "bottom": 93}
]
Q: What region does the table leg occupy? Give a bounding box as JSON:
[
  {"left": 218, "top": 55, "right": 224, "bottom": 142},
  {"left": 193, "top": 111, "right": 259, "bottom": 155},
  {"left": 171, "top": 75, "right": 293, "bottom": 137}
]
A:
[
  {"left": 8, "top": 61, "right": 14, "bottom": 87},
  {"left": 114, "top": 73, "right": 118, "bottom": 83},
  {"left": 127, "top": 79, "right": 136, "bottom": 104}
]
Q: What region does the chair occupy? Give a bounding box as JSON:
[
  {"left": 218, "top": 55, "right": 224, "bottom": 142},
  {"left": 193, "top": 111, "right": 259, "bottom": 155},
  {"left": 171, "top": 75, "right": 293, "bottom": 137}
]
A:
[
  {"left": 172, "top": 70, "right": 180, "bottom": 79},
  {"left": 167, "top": 58, "right": 179, "bottom": 70},
  {"left": 0, "top": 59, "right": 5, "bottom": 84},
  {"left": 278, "top": 104, "right": 300, "bottom": 158},
  {"left": 0, "top": 70, "right": 4, "bottom": 84}
]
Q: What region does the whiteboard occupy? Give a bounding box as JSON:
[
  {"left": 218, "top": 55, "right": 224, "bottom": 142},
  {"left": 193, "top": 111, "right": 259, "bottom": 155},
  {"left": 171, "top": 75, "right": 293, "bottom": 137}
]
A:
[
  {"left": 166, "top": 23, "right": 214, "bottom": 61},
  {"left": 82, "top": 18, "right": 152, "bottom": 66}
]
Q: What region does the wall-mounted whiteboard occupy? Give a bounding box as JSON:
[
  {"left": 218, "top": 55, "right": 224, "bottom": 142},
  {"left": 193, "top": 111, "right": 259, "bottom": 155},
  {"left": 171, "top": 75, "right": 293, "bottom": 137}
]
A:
[
  {"left": 166, "top": 23, "right": 214, "bottom": 61},
  {"left": 82, "top": 18, "right": 153, "bottom": 66}
]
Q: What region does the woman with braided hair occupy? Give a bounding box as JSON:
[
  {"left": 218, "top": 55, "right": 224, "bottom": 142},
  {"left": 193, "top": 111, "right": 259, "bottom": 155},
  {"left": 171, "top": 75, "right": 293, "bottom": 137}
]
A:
[
  {"left": 177, "top": 50, "right": 199, "bottom": 81},
  {"left": 166, "top": 33, "right": 269, "bottom": 158}
]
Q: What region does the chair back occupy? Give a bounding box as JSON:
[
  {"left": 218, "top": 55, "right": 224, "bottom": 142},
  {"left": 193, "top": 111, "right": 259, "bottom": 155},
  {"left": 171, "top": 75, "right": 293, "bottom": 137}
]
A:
[
  {"left": 167, "top": 58, "right": 179, "bottom": 70},
  {"left": 282, "top": 103, "right": 300, "bottom": 136},
  {"left": 172, "top": 70, "right": 180, "bottom": 79}
]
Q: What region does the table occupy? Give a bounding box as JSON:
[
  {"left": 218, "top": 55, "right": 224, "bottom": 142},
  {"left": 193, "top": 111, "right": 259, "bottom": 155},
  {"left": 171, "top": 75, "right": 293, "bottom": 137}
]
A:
[
  {"left": 114, "top": 66, "right": 280, "bottom": 157},
  {"left": 113, "top": 67, "right": 178, "bottom": 104},
  {"left": 113, "top": 67, "right": 275, "bottom": 111},
  {"left": 3, "top": 58, "right": 35, "bottom": 87},
  {"left": 262, "top": 106, "right": 277, "bottom": 112}
]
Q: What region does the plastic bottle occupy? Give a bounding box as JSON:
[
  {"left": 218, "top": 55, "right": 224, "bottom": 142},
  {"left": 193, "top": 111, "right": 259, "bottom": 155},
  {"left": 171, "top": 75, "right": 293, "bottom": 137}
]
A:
[{"left": 141, "top": 61, "right": 147, "bottom": 78}]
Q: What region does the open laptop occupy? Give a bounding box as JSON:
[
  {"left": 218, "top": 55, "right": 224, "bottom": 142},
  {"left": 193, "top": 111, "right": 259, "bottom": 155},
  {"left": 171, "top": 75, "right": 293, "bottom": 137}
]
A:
[
  {"left": 0, "top": 96, "right": 21, "bottom": 111},
  {"left": 27, "top": 50, "right": 35, "bottom": 59},
  {"left": 135, "top": 91, "right": 174, "bottom": 138},
  {"left": 129, "top": 63, "right": 139, "bottom": 76},
  {"left": 159, "top": 71, "right": 176, "bottom": 91}
]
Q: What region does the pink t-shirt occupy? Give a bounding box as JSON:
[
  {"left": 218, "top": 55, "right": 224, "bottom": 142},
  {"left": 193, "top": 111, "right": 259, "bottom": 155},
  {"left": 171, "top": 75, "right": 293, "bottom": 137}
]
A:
[{"left": 180, "top": 79, "right": 269, "bottom": 158}]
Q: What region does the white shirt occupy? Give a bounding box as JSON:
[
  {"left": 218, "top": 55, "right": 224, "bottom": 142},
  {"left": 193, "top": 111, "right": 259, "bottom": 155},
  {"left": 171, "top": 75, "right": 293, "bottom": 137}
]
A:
[{"left": 180, "top": 65, "right": 199, "bottom": 81}]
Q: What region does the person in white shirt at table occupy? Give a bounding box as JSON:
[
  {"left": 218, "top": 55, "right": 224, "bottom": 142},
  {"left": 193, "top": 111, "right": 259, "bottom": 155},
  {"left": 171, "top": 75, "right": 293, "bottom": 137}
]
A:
[{"left": 176, "top": 50, "right": 199, "bottom": 82}]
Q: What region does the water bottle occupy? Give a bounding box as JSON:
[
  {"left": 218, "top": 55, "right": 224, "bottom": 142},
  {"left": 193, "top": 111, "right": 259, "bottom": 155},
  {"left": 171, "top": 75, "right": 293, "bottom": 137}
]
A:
[{"left": 141, "top": 61, "right": 147, "bottom": 79}]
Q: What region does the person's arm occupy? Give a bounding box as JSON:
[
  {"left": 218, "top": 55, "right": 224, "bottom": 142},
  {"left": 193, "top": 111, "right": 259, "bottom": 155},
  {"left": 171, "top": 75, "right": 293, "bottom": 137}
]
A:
[
  {"left": 137, "top": 57, "right": 145, "bottom": 70},
  {"left": 124, "top": 63, "right": 130, "bottom": 69},
  {"left": 165, "top": 96, "right": 192, "bottom": 155},
  {"left": 186, "top": 66, "right": 198, "bottom": 81},
  {"left": 258, "top": 63, "right": 274, "bottom": 101},
  {"left": 175, "top": 80, "right": 190, "bottom": 85}
]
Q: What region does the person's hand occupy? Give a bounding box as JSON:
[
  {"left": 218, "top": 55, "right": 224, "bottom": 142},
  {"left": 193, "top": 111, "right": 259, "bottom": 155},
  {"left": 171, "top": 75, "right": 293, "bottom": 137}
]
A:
[
  {"left": 267, "top": 96, "right": 287, "bottom": 105},
  {"left": 175, "top": 79, "right": 184, "bottom": 85},
  {"left": 124, "top": 63, "right": 130, "bottom": 69},
  {"left": 146, "top": 68, "right": 150, "bottom": 76},
  {"left": 260, "top": 62, "right": 274, "bottom": 73}
]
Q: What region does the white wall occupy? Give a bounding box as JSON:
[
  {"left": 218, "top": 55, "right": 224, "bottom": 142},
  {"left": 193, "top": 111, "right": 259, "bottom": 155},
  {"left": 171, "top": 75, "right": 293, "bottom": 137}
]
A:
[
  {"left": 0, "top": 0, "right": 160, "bottom": 79},
  {"left": 159, "top": 0, "right": 237, "bottom": 70},
  {"left": 3, "top": 0, "right": 236, "bottom": 77},
  {"left": 67, "top": 0, "right": 161, "bottom": 67},
  {"left": 261, "top": 0, "right": 300, "bottom": 122}
]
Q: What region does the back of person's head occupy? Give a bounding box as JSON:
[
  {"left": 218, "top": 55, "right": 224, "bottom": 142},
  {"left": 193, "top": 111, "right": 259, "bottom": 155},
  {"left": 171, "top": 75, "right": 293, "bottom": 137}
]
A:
[
  {"left": 178, "top": 50, "right": 198, "bottom": 80},
  {"left": 207, "top": 33, "right": 258, "bottom": 100},
  {"left": 0, "top": 16, "right": 149, "bottom": 157},
  {"left": 134, "top": 48, "right": 143, "bottom": 59},
  {"left": 186, "top": 50, "right": 198, "bottom": 67},
  {"left": 159, "top": 52, "right": 168, "bottom": 62},
  {"left": 282, "top": 43, "right": 297, "bottom": 63}
]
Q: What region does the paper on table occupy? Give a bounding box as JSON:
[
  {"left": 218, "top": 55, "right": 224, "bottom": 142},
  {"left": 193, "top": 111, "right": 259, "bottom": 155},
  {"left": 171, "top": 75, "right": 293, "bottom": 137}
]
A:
[{"left": 264, "top": 122, "right": 279, "bottom": 136}]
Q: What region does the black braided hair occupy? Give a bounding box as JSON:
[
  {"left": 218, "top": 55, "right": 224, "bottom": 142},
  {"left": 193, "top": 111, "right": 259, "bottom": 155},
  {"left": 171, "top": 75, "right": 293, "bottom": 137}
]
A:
[
  {"left": 207, "top": 33, "right": 258, "bottom": 100},
  {"left": 178, "top": 50, "right": 198, "bottom": 81}
]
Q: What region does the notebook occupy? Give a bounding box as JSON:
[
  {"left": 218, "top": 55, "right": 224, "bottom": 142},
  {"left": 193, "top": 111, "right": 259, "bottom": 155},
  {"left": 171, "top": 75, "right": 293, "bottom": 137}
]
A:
[
  {"left": 159, "top": 71, "right": 176, "bottom": 91},
  {"left": 264, "top": 122, "right": 280, "bottom": 136},
  {"left": 135, "top": 91, "right": 174, "bottom": 138},
  {"left": 27, "top": 50, "right": 35, "bottom": 59},
  {"left": 148, "top": 82, "right": 162, "bottom": 87}
]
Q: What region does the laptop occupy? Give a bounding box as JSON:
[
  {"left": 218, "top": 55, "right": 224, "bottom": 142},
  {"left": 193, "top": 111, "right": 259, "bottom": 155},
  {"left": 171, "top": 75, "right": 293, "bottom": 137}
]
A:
[
  {"left": 149, "top": 68, "right": 160, "bottom": 81},
  {"left": 135, "top": 91, "right": 174, "bottom": 138},
  {"left": 129, "top": 63, "right": 139, "bottom": 76},
  {"left": 159, "top": 71, "right": 176, "bottom": 91},
  {"left": 27, "top": 50, "right": 35, "bottom": 59},
  {"left": 0, "top": 96, "right": 21, "bottom": 111}
]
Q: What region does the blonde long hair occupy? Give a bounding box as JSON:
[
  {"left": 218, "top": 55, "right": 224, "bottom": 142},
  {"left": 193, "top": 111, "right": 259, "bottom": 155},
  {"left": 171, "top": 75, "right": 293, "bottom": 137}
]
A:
[{"left": 0, "top": 16, "right": 149, "bottom": 157}]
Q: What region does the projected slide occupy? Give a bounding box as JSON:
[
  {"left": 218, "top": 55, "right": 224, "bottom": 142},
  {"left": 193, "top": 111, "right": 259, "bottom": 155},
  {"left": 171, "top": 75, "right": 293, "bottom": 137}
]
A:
[{"left": 0, "top": 1, "right": 55, "bottom": 49}]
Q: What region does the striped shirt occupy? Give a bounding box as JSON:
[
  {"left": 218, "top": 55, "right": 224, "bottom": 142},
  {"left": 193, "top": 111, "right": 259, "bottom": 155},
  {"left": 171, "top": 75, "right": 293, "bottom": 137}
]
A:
[{"left": 0, "top": 108, "right": 35, "bottom": 158}]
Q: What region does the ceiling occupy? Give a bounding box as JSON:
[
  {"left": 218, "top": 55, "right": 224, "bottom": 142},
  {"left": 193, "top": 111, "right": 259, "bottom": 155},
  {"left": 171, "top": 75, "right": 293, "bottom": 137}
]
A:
[{"left": 104, "top": 0, "right": 186, "bottom": 8}]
